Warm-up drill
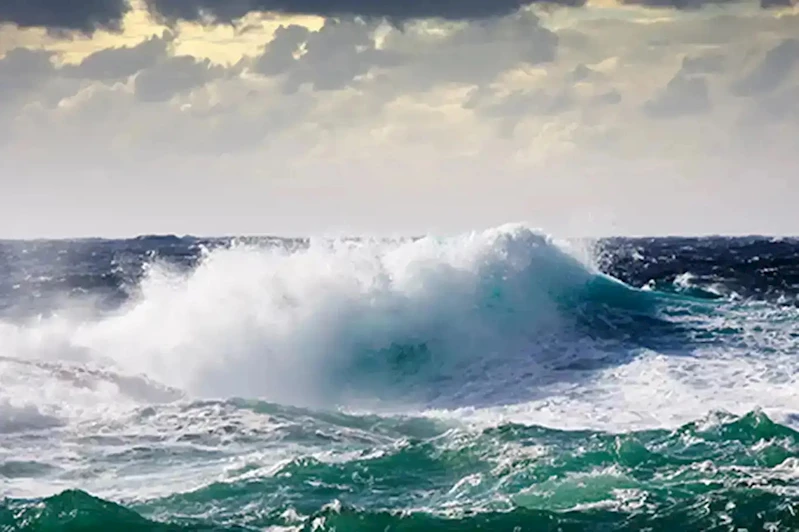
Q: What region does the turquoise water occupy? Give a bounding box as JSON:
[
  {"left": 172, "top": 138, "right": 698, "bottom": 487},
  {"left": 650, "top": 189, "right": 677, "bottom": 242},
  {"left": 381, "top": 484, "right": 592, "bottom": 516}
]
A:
[{"left": 3, "top": 408, "right": 798, "bottom": 530}]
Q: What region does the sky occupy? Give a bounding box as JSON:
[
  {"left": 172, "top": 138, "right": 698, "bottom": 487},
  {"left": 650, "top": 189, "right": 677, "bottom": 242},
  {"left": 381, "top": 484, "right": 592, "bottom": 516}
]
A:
[{"left": 0, "top": 0, "right": 797, "bottom": 238}]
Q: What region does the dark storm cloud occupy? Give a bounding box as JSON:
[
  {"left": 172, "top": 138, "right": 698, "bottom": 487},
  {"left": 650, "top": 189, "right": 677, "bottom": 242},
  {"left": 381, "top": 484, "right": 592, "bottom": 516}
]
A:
[
  {"left": 247, "top": 12, "right": 557, "bottom": 94},
  {"left": 0, "top": 0, "right": 787, "bottom": 33},
  {"left": 252, "top": 19, "right": 403, "bottom": 93},
  {"left": 0, "top": 0, "right": 129, "bottom": 32},
  {"left": 144, "top": 0, "right": 584, "bottom": 24},
  {"left": 621, "top": 0, "right": 736, "bottom": 8},
  {"left": 251, "top": 24, "right": 311, "bottom": 77}
]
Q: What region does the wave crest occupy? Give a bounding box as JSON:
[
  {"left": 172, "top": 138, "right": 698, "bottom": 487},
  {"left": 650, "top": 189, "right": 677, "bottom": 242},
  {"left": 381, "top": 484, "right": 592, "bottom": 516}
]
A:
[{"left": 0, "top": 224, "right": 666, "bottom": 409}]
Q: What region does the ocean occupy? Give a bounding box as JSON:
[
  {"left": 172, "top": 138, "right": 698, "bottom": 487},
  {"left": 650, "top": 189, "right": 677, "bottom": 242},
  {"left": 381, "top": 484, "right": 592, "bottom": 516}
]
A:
[{"left": 1, "top": 224, "right": 798, "bottom": 531}]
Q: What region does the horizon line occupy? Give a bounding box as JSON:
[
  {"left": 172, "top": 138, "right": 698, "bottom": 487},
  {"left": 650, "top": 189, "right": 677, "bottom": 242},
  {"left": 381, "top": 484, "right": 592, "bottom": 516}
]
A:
[{"left": 1, "top": 231, "right": 797, "bottom": 242}]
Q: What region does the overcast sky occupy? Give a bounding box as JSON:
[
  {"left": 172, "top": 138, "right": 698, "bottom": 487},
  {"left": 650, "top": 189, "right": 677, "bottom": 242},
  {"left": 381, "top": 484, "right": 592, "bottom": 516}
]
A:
[{"left": 1, "top": 0, "right": 797, "bottom": 238}]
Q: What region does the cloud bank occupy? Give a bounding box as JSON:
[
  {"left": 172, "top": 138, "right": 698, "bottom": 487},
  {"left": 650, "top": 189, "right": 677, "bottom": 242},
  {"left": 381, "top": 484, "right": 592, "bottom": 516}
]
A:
[{"left": 1, "top": 2, "right": 798, "bottom": 237}]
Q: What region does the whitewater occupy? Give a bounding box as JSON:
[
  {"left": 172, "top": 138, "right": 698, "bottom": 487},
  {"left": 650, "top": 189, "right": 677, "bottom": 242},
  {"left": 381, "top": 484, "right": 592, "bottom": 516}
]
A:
[{"left": 1, "top": 224, "right": 798, "bottom": 530}]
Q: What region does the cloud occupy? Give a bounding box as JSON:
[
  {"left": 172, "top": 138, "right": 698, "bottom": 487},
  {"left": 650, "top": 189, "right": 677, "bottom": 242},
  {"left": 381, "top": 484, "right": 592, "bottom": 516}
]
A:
[
  {"left": 134, "top": 55, "right": 223, "bottom": 102},
  {"left": 755, "top": 85, "right": 799, "bottom": 123},
  {"left": 251, "top": 24, "right": 311, "bottom": 77},
  {"left": 620, "top": 0, "right": 791, "bottom": 8},
  {"left": 568, "top": 63, "right": 601, "bottom": 83},
  {"left": 636, "top": 47, "right": 725, "bottom": 118},
  {"left": 0, "top": 10, "right": 791, "bottom": 165},
  {"left": 0, "top": 0, "right": 129, "bottom": 32},
  {"left": 466, "top": 86, "right": 573, "bottom": 116},
  {"left": 619, "top": 0, "right": 792, "bottom": 9},
  {"left": 0, "top": 48, "right": 57, "bottom": 149},
  {"left": 255, "top": 19, "right": 396, "bottom": 92},
  {"left": 643, "top": 73, "right": 711, "bottom": 117},
  {"left": 592, "top": 89, "right": 622, "bottom": 106},
  {"left": 246, "top": 12, "right": 558, "bottom": 97},
  {"left": 680, "top": 53, "right": 725, "bottom": 75},
  {"left": 0, "top": 48, "right": 55, "bottom": 99},
  {"left": 378, "top": 11, "right": 558, "bottom": 91},
  {"left": 622, "top": 0, "right": 734, "bottom": 8},
  {"left": 759, "top": 0, "right": 793, "bottom": 7},
  {"left": 732, "top": 38, "right": 799, "bottom": 96},
  {"left": 65, "top": 33, "right": 172, "bottom": 81},
  {"left": 0, "top": 0, "right": 789, "bottom": 38},
  {"left": 465, "top": 87, "right": 573, "bottom": 138},
  {"left": 145, "top": 0, "right": 583, "bottom": 26},
  {"left": 56, "top": 30, "right": 224, "bottom": 104},
  {"left": 3, "top": 4, "right": 799, "bottom": 237}
]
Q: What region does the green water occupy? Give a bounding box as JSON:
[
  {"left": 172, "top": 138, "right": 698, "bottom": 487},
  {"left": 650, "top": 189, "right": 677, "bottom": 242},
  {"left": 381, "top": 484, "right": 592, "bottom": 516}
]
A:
[{"left": 3, "top": 410, "right": 798, "bottom": 531}]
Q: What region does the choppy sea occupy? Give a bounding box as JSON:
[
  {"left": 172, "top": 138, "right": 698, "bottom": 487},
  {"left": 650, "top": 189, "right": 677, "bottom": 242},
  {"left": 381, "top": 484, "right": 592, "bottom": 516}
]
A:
[{"left": 2, "top": 224, "right": 799, "bottom": 530}]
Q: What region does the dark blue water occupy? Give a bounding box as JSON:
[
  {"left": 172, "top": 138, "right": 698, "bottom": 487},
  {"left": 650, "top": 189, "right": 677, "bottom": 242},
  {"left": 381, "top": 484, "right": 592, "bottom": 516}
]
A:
[{"left": 2, "top": 234, "right": 797, "bottom": 318}]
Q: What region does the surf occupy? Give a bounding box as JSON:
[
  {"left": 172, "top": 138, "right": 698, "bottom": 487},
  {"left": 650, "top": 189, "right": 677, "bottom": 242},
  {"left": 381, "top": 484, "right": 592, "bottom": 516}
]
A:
[
  {"left": 1, "top": 223, "right": 796, "bottom": 430},
  {"left": 0, "top": 224, "right": 671, "bottom": 409}
]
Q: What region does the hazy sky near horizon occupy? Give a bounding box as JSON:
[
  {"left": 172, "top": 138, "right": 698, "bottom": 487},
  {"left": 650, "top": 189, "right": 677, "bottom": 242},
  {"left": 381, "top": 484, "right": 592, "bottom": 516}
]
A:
[{"left": 1, "top": 0, "right": 797, "bottom": 238}]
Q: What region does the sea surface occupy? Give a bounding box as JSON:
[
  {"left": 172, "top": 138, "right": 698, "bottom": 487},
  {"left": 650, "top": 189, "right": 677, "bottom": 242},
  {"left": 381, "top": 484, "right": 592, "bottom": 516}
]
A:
[{"left": 1, "top": 224, "right": 798, "bottom": 531}]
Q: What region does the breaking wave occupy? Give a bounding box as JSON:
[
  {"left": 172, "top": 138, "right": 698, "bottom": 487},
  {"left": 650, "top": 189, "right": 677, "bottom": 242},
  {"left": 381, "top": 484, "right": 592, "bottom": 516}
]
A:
[{"left": 0, "top": 224, "right": 678, "bottom": 411}]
